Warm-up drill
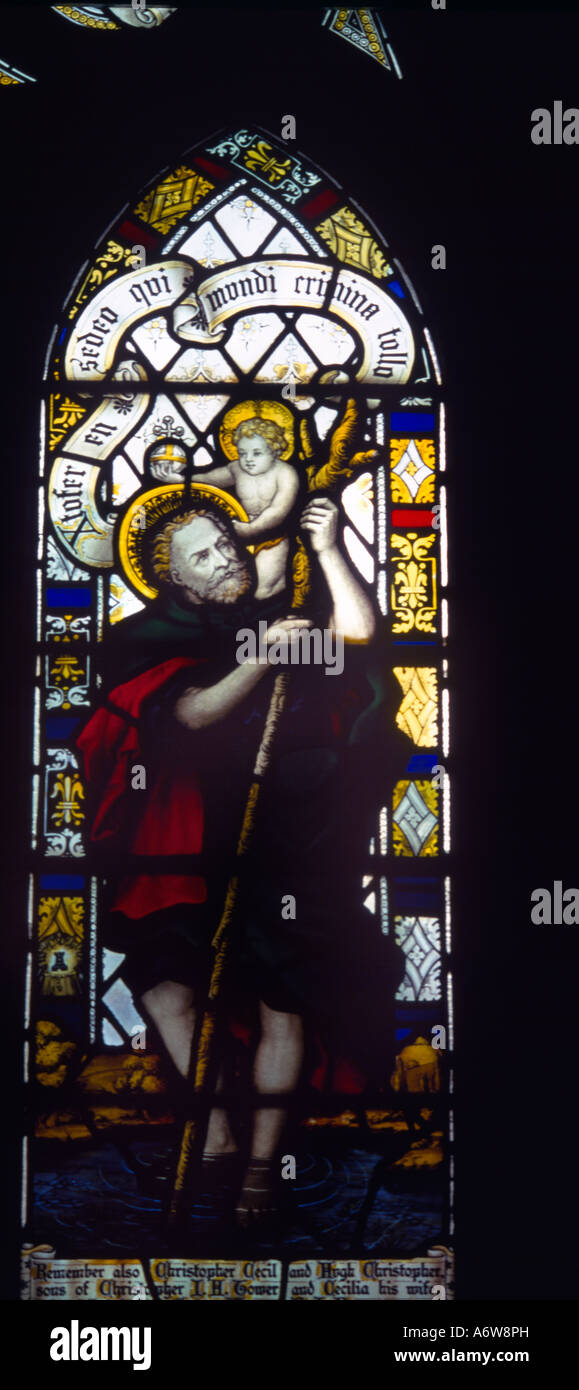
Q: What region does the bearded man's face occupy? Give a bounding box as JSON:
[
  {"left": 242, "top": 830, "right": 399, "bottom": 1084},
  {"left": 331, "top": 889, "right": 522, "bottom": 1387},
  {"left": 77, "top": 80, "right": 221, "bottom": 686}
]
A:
[{"left": 169, "top": 515, "right": 251, "bottom": 605}]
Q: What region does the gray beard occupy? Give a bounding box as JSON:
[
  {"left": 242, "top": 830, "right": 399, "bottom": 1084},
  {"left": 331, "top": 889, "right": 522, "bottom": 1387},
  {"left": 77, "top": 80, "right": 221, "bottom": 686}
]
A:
[{"left": 201, "top": 562, "right": 252, "bottom": 604}]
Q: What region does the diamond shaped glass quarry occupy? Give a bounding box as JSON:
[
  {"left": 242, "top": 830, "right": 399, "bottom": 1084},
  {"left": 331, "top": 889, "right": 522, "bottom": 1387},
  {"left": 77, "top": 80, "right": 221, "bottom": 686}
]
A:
[
  {"left": 178, "top": 220, "right": 236, "bottom": 268},
  {"left": 394, "top": 916, "right": 441, "bottom": 1002},
  {"left": 214, "top": 196, "right": 277, "bottom": 257},
  {"left": 393, "top": 780, "right": 438, "bottom": 856},
  {"left": 390, "top": 437, "right": 435, "bottom": 505}
]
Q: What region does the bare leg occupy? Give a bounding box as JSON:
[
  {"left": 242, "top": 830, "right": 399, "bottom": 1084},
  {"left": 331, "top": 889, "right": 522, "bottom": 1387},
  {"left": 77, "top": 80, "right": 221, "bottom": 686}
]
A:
[
  {"left": 236, "top": 1000, "right": 304, "bottom": 1224},
  {"left": 141, "top": 979, "right": 237, "bottom": 1155},
  {"left": 251, "top": 1001, "right": 304, "bottom": 1157},
  {"left": 141, "top": 980, "right": 194, "bottom": 1078},
  {"left": 254, "top": 539, "right": 289, "bottom": 599}
]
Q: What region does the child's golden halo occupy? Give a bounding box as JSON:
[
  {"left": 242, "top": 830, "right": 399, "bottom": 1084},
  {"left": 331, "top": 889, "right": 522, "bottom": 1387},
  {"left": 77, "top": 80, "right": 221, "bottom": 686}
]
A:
[{"left": 219, "top": 400, "right": 294, "bottom": 462}]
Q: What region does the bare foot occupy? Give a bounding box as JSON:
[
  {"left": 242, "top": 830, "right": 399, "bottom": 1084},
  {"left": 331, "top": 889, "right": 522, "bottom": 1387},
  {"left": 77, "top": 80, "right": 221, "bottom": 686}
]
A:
[{"left": 235, "top": 1158, "right": 277, "bottom": 1228}]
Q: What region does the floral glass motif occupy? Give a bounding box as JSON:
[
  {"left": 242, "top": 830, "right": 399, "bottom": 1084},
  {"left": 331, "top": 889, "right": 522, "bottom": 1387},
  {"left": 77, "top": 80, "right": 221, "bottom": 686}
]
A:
[
  {"left": 316, "top": 205, "right": 392, "bottom": 278},
  {"left": 134, "top": 167, "right": 214, "bottom": 236},
  {"left": 390, "top": 438, "right": 436, "bottom": 504},
  {"left": 391, "top": 532, "right": 437, "bottom": 634},
  {"left": 393, "top": 781, "right": 438, "bottom": 856},
  {"left": 43, "top": 750, "right": 85, "bottom": 858},
  {"left": 394, "top": 916, "right": 441, "bottom": 1002},
  {"left": 393, "top": 668, "right": 439, "bottom": 747}
]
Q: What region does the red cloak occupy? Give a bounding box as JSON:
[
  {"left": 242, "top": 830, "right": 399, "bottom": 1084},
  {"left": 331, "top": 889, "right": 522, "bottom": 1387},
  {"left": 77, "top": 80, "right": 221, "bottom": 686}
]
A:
[{"left": 76, "top": 657, "right": 208, "bottom": 918}]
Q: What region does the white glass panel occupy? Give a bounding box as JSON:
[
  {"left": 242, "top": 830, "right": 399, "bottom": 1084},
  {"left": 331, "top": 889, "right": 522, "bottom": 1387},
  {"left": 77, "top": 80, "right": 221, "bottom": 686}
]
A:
[
  {"left": 314, "top": 406, "right": 338, "bottom": 440},
  {"left": 295, "top": 313, "right": 355, "bottom": 365},
  {"left": 262, "top": 227, "right": 308, "bottom": 256},
  {"left": 177, "top": 393, "right": 231, "bottom": 432},
  {"left": 112, "top": 456, "right": 141, "bottom": 505},
  {"left": 131, "top": 316, "right": 181, "bottom": 371},
  {"left": 226, "top": 313, "right": 285, "bottom": 373},
  {"left": 124, "top": 397, "right": 196, "bottom": 468},
  {"left": 102, "top": 948, "right": 126, "bottom": 982},
  {"left": 178, "top": 220, "right": 236, "bottom": 267},
  {"left": 255, "top": 332, "right": 317, "bottom": 384},
  {"left": 194, "top": 446, "right": 214, "bottom": 468},
  {"left": 394, "top": 917, "right": 441, "bottom": 1002},
  {"left": 342, "top": 473, "right": 374, "bottom": 544},
  {"left": 344, "top": 524, "right": 374, "bottom": 584},
  {"left": 166, "top": 348, "right": 237, "bottom": 384},
  {"left": 103, "top": 977, "right": 146, "bottom": 1035},
  {"left": 102, "top": 1018, "right": 124, "bottom": 1046},
  {"left": 215, "top": 196, "right": 276, "bottom": 256}
]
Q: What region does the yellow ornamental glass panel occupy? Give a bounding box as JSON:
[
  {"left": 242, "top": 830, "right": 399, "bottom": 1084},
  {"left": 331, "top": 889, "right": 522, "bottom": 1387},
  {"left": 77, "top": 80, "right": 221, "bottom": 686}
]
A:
[
  {"left": 315, "top": 205, "right": 392, "bottom": 278},
  {"left": 48, "top": 396, "right": 87, "bottom": 451},
  {"left": 390, "top": 437, "right": 436, "bottom": 504},
  {"left": 46, "top": 637, "right": 89, "bottom": 711},
  {"left": 391, "top": 531, "right": 437, "bottom": 634},
  {"left": 133, "top": 167, "right": 214, "bottom": 235},
  {"left": 67, "top": 241, "right": 139, "bottom": 323},
  {"left": 50, "top": 771, "right": 85, "bottom": 827},
  {"left": 37, "top": 895, "right": 84, "bottom": 998},
  {"left": 393, "top": 667, "right": 438, "bottom": 746},
  {"left": 240, "top": 140, "right": 293, "bottom": 185}
]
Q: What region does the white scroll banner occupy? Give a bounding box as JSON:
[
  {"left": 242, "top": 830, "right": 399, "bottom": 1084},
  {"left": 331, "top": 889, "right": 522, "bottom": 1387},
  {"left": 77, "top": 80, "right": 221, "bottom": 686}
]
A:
[
  {"left": 65, "top": 257, "right": 413, "bottom": 384},
  {"left": 108, "top": 6, "right": 176, "bottom": 27},
  {"left": 49, "top": 459, "right": 114, "bottom": 568},
  {"left": 65, "top": 261, "right": 195, "bottom": 380},
  {"left": 60, "top": 365, "right": 150, "bottom": 463},
  {"left": 196, "top": 259, "right": 415, "bottom": 383},
  {"left": 49, "top": 362, "right": 150, "bottom": 567}
]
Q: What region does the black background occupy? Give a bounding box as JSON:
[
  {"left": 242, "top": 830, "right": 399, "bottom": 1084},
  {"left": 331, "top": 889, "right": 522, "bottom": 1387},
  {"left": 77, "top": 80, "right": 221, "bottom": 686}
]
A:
[{"left": 1, "top": 0, "right": 579, "bottom": 1317}]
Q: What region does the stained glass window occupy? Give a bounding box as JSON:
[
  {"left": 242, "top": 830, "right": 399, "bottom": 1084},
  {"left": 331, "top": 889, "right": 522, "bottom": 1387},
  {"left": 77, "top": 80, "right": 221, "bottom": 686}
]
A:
[{"left": 25, "top": 126, "right": 452, "bottom": 1300}]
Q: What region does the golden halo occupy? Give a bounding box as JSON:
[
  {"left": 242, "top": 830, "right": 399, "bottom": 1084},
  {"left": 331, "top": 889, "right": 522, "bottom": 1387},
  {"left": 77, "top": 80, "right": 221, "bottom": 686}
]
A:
[
  {"left": 220, "top": 399, "right": 294, "bottom": 462},
  {"left": 118, "top": 483, "right": 249, "bottom": 600}
]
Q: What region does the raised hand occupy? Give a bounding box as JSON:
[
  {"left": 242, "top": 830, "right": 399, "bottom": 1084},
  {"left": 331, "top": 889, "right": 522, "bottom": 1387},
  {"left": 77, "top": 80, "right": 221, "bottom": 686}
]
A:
[{"left": 299, "top": 497, "right": 339, "bottom": 553}]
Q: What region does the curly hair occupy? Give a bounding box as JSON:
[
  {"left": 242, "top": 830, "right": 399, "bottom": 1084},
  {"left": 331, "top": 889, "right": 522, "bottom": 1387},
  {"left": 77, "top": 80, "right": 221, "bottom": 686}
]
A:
[
  {"left": 231, "top": 418, "right": 287, "bottom": 457},
  {"left": 151, "top": 507, "right": 229, "bottom": 584}
]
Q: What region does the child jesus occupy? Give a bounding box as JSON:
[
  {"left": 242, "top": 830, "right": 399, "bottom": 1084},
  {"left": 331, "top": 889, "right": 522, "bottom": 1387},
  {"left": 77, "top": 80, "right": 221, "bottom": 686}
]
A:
[{"left": 200, "top": 419, "right": 300, "bottom": 599}]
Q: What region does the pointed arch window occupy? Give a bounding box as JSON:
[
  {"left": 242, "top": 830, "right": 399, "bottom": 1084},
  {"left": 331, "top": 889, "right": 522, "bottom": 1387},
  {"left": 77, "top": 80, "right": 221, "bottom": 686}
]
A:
[{"left": 26, "top": 126, "right": 452, "bottom": 1266}]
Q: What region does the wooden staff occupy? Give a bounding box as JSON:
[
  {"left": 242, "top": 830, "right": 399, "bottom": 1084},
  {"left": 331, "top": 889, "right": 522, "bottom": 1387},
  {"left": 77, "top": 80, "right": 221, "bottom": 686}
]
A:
[{"left": 168, "top": 669, "right": 289, "bottom": 1225}]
